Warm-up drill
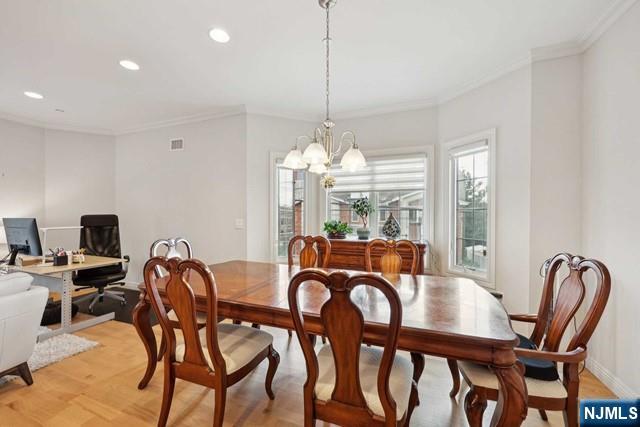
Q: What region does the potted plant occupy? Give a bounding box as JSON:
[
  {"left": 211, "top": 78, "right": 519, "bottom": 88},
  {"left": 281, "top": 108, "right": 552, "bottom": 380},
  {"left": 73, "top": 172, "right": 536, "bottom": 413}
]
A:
[
  {"left": 323, "top": 220, "right": 352, "bottom": 239},
  {"left": 352, "top": 197, "right": 375, "bottom": 240}
]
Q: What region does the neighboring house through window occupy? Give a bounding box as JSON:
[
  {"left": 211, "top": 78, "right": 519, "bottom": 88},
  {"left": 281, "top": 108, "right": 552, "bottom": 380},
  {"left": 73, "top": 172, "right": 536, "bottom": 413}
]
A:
[{"left": 444, "top": 129, "right": 496, "bottom": 285}]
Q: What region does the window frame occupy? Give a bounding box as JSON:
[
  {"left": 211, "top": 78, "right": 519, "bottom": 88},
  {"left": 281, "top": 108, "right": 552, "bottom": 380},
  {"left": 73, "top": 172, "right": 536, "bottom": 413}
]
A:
[
  {"left": 270, "top": 152, "right": 311, "bottom": 263},
  {"left": 442, "top": 129, "right": 496, "bottom": 287},
  {"left": 319, "top": 145, "right": 435, "bottom": 271}
]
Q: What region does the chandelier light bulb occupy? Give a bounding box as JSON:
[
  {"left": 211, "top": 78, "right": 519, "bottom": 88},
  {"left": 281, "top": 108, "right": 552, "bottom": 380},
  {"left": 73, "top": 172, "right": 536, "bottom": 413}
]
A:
[
  {"left": 282, "top": 148, "right": 308, "bottom": 169},
  {"left": 308, "top": 163, "right": 328, "bottom": 174},
  {"left": 340, "top": 145, "right": 367, "bottom": 172},
  {"left": 302, "top": 141, "right": 329, "bottom": 165}
]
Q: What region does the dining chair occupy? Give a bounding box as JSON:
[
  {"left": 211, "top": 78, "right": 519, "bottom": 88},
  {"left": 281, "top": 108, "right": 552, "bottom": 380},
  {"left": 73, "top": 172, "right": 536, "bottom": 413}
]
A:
[
  {"left": 150, "top": 238, "right": 206, "bottom": 361},
  {"left": 286, "top": 235, "right": 332, "bottom": 339},
  {"left": 364, "top": 239, "right": 419, "bottom": 276},
  {"left": 288, "top": 269, "right": 419, "bottom": 427},
  {"left": 455, "top": 253, "right": 611, "bottom": 427},
  {"left": 143, "top": 256, "right": 280, "bottom": 427},
  {"left": 364, "top": 239, "right": 449, "bottom": 403},
  {"left": 288, "top": 235, "right": 332, "bottom": 269}
]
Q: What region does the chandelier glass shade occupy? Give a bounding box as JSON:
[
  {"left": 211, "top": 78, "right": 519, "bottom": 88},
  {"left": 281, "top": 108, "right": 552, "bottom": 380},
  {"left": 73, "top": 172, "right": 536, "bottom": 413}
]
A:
[{"left": 282, "top": 0, "right": 366, "bottom": 189}]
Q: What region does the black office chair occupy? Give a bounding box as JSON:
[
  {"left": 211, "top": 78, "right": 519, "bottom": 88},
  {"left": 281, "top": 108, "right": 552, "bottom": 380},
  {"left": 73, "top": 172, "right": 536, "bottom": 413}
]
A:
[{"left": 73, "top": 215, "right": 129, "bottom": 313}]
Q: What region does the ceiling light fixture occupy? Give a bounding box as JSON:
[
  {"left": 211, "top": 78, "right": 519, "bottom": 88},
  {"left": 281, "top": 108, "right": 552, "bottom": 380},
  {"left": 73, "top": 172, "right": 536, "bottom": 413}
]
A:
[
  {"left": 209, "top": 28, "right": 230, "bottom": 43},
  {"left": 119, "top": 59, "right": 140, "bottom": 71},
  {"left": 24, "top": 91, "right": 44, "bottom": 100},
  {"left": 282, "top": 0, "right": 366, "bottom": 190}
]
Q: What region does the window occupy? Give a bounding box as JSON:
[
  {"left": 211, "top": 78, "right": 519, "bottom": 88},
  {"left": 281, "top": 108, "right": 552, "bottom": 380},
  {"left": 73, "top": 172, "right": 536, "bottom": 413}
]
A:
[
  {"left": 274, "top": 163, "right": 306, "bottom": 259},
  {"left": 445, "top": 129, "right": 495, "bottom": 284},
  {"left": 326, "top": 155, "right": 428, "bottom": 241}
]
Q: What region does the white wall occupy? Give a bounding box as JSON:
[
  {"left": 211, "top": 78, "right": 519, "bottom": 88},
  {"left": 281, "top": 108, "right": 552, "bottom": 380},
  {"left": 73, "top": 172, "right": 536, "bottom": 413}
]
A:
[
  {"left": 438, "top": 66, "right": 532, "bottom": 315},
  {"left": 334, "top": 107, "right": 439, "bottom": 150},
  {"left": 529, "top": 55, "right": 583, "bottom": 311},
  {"left": 44, "top": 129, "right": 116, "bottom": 249},
  {"left": 0, "top": 118, "right": 116, "bottom": 253},
  {"left": 115, "top": 114, "right": 247, "bottom": 282},
  {"left": 0, "top": 118, "right": 45, "bottom": 227},
  {"left": 581, "top": 1, "right": 640, "bottom": 396}
]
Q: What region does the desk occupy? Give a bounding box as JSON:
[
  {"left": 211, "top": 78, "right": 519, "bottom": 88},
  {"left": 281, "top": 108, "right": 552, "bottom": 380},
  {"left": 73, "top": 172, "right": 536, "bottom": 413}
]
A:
[
  {"left": 133, "top": 260, "right": 526, "bottom": 427},
  {"left": 16, "top": 255, "right": 127, "bottom": 341}
]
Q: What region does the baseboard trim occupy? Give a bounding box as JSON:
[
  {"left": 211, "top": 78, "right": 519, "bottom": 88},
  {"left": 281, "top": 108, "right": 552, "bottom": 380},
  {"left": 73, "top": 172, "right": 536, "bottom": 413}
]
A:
[{"left": 586, "top": 358, "right": 637, "bottom": 398}]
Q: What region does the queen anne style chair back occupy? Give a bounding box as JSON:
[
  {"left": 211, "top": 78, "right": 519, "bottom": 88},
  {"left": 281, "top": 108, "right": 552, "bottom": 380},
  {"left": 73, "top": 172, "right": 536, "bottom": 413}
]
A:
[
  {"left": 288, "top": 235, "right": 332, "bottom": 269},
  {"left": 288, "top": 269, "right": 418, "bottom": 427},
  {"left": 457, "top": 253, "right": 611, "bottom": 427},
  {"left": 150, "top": 237, "right": 193, "bottom": 277},
  {"left": 143, "top": 257, "right": 279, "bottom": 427},
  {"left": 364, "top": 239, "right": 419, "bottom": 276}
]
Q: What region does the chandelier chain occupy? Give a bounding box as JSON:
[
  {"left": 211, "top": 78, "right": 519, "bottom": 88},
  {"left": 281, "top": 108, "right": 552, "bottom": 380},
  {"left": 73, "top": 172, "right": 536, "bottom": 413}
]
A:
[{"left": 325, "top": 4, "right": 330, "bottom": 120}]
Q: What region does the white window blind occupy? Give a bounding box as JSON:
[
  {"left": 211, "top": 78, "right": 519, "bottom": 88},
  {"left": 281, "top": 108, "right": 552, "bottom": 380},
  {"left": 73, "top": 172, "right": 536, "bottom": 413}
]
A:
[{"left": 329, "top": 155, "right": 427, "bottom": 193}]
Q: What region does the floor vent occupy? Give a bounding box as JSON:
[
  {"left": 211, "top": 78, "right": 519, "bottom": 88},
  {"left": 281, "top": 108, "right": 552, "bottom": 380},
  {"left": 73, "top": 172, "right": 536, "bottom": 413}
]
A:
[{"left": 170, "top": 138, "right": 184, "bottom": 151}]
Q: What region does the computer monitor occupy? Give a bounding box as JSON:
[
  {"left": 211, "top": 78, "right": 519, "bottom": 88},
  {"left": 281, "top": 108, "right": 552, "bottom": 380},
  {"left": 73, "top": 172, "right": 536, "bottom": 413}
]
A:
[{"left": 2, "top": 218, "right": 43, "bottom": 265}]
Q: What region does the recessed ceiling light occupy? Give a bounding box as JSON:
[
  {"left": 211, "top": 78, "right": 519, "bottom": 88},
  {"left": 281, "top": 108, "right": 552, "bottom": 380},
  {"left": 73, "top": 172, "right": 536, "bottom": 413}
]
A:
[
  {"left": 119, "top": 59, "right": 140, "bottom": 71},
  {"left": 24, "top": 91, "right": 44, "bottom": 100},
  {"left": 209, "top": 28, "right": 230, "bottom": 43}
]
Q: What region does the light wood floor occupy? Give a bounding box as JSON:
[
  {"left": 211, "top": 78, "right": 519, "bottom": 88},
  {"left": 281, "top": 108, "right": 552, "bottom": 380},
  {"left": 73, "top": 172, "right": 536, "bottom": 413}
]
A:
[{"left": 0, "top": 321, "right": 615, "bottom": 426}]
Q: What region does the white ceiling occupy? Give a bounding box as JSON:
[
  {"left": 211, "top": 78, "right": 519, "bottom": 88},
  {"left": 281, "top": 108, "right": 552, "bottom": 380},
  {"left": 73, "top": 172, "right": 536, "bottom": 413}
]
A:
[{"left": 0, "top": 0, "right": 626, "bottom": 134}]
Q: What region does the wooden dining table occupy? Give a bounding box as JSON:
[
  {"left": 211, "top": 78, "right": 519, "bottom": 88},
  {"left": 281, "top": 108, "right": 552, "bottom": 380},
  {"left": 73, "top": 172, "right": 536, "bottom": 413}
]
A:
[{"left": 132, "top": 260, "right": 527, "bottom": 426}]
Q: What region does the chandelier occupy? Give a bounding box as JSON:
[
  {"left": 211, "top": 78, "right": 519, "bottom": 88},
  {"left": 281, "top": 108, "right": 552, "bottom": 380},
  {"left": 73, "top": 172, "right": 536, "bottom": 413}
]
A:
[{"left": 282, "top": 0, "right": 366, "bottom": 189}]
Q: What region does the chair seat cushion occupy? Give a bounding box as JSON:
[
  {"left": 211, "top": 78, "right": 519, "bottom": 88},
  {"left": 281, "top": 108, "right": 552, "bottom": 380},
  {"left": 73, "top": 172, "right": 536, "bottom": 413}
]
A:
[
  {"left": 0, "top": 272, "right": 34, "bottom": 297},
  {"left": 459, "top": 361, "right": 567, "bottom": 399},
  {"left": 516, "top": 333, "right": 560, "bottom": 381},
  {"left": 168, "top": 309, "right": 207, "bottom": 324},
  {"left": 315, "top": 344, "right": 413, "bottom": 420},
  {"left": 175, "top": 323, "right": 273, "bottom": 374}
]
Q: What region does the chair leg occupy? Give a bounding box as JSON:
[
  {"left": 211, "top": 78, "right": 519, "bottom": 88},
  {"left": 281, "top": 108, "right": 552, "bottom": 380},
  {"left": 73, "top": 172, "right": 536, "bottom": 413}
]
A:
[
  {"left": 464, "top": 387, "right": 487, "bottom": 427},
  {"left": 410, "top": 352, "right": 425, "bottom": 406},
  {"left": 16, "top": 362, "right": 33, "bottom": 386},
  {"left": 564, "top": 397, "right": 579, "bottom": 427},
  {"left": 265, "top": 345, "right": 280, "bottom": 400},
  {"left": 539, "top": 409, "right": 549, "bottom": 421},
  {"left": 251, "top": 323, "right": 260, "bottom": 329},
  {"left": 158, "top": 364, "right": 175, "bottom": 427},
  {"left": 213, "top": 385, "right": 227, "bottom": 427},
  {"left": 447, "top": 358, "right": 461, "bottom": 397},
  {"left": 405, "top": 381, "right": 419, "bottom": 426},
  {"left": 287, "top": 329, "right": 293, "bottom": 338},
  {"left": 88, "top": 293, "right": 101, "bottom": 312},
  {"left": 158, "top": 334, "right": 167, "bottom": 361}
]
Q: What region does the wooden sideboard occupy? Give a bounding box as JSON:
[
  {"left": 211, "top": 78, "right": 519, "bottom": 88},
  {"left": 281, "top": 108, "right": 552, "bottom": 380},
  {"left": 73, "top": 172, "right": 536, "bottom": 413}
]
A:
[{"left": 317, "top": 238, "right": 427, "bottom": 274}]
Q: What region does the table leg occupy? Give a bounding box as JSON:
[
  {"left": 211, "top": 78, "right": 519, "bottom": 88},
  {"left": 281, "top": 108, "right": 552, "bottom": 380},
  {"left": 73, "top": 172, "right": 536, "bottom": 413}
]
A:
[
  {"left": 489, "top": 363, "right": 528, "bottom": 427},
  {"left": 61, "top": 271, "right": 73, "bottom": 331},
  {"left": 132, "top": 289, "right": 157, "bottom": 390}
]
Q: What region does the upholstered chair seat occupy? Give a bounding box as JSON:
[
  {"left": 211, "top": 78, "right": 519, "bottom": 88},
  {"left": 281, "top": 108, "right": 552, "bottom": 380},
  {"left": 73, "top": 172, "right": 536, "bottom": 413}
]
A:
[
  {"left": 176, "top": 323, "right": 274, "bottom": 374},
  {"left": 459, "top": 361, "right": 567, "bottom": 399},
  {"left": 316, "top": 344, "right": 414, "bottom": 420}
]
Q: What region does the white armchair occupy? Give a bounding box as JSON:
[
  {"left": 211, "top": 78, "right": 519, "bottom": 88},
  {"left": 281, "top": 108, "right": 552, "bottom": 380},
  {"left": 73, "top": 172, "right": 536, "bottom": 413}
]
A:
[{"left": 0, "top": 272, "right": 48, "bottom": 385}]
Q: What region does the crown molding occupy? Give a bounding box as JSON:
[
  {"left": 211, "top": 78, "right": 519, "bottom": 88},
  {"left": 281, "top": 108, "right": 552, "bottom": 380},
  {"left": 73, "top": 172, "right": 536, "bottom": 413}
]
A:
[
  {"left": 244, "top": 107, "right": 319, "bottom": 123},
  {"left": 579, "top": 0, "right": 638, "bottom": 51},
  {"left": 331, "top": 97, "right": 439, "bottom": 120},
  {"left": 0, "top": 111, "right": 115, "bottom": 135},
  {"left": 530, "top": 41, "right": 584, "bottom": 63},
  {"left": 437, "top": 54, "right": 531, "bottom": 105},
  {"left": 115, "top": 106, "right": 247, "bottom": 135}
]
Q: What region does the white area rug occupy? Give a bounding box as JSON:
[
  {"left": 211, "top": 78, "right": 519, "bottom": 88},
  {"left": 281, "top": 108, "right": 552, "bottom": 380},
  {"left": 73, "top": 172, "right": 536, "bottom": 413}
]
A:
[{"left": 0, "top": 327, "right": 99, "bottom": 386}]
